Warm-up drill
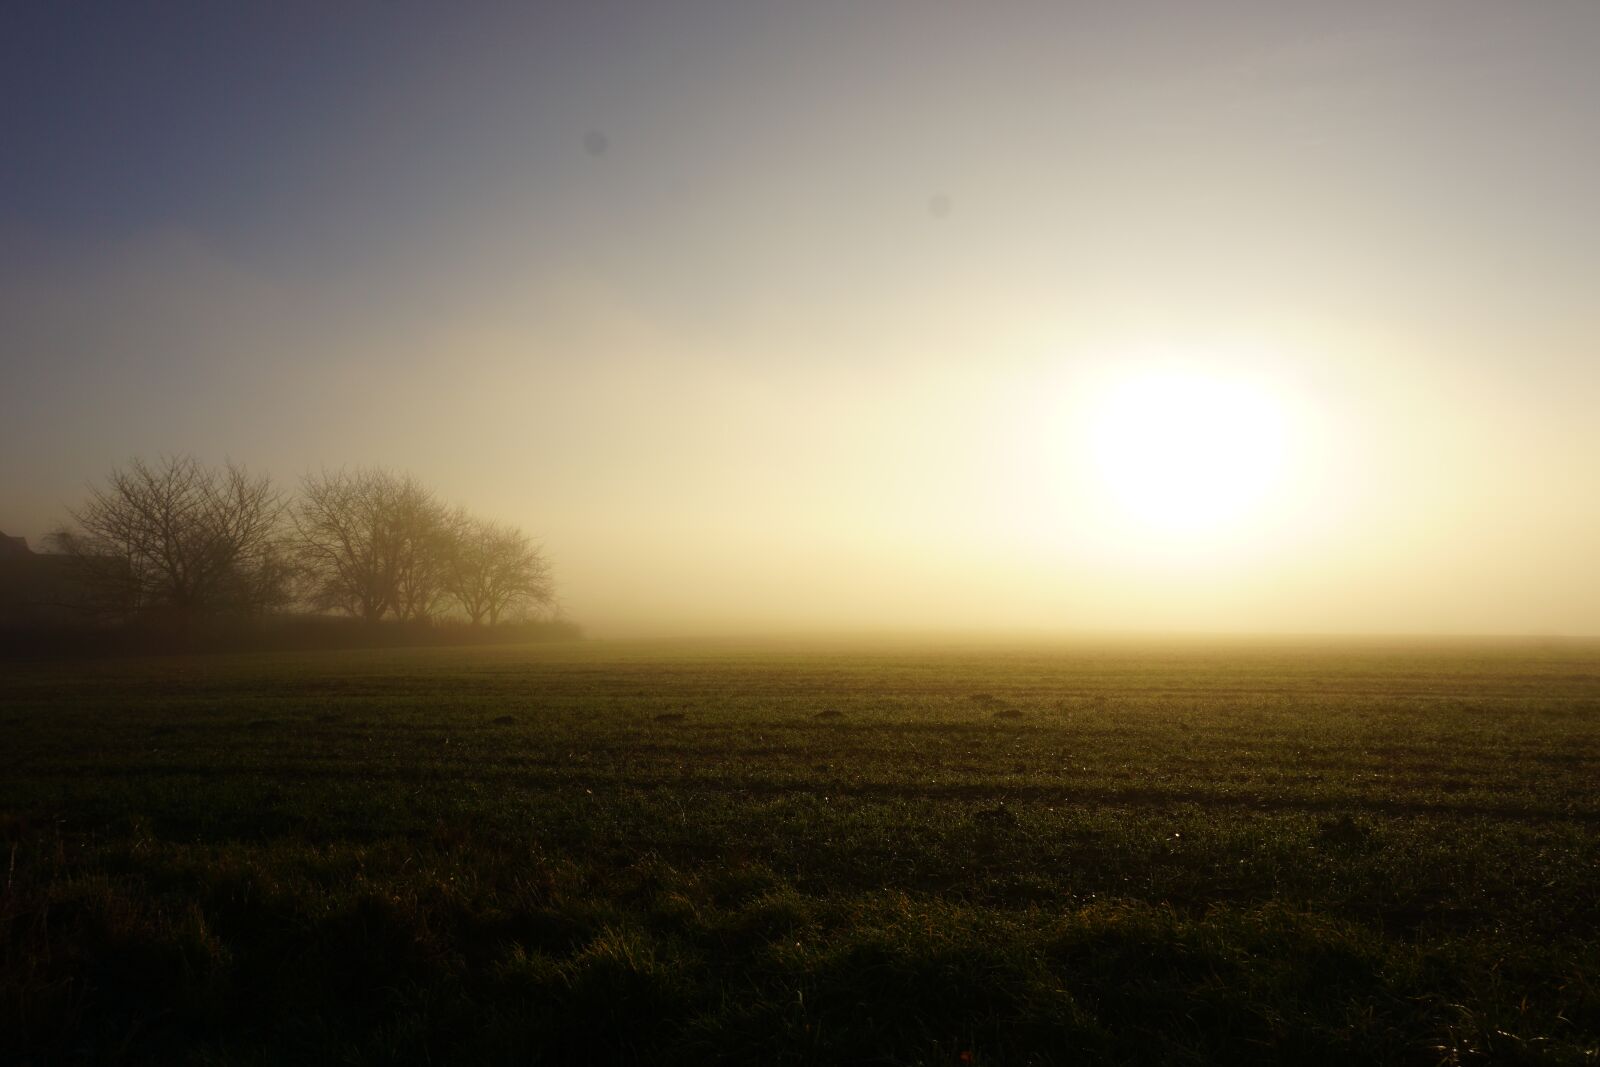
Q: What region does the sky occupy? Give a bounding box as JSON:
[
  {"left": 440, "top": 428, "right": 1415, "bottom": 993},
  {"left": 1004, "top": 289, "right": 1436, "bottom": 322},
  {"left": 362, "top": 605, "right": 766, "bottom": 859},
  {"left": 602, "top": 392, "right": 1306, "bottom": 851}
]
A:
[{"left": 2, "top": 1, "right": 1597, "bottom": 636}]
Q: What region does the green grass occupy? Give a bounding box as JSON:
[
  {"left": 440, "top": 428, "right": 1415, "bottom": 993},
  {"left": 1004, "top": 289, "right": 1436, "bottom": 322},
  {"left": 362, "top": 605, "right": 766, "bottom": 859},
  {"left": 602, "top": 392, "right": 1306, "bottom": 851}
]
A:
[{"left": 2, "top": 637, "right": 1598, "bottom": 1064}]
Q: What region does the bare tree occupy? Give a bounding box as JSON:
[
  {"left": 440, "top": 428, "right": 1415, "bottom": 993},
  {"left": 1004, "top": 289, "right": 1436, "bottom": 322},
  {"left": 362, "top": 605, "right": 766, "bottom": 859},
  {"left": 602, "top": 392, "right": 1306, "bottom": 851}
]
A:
[
  {"left": 389, "top": 480, "right": 453, "bottom": 622},
  {"left": 443, "top": 513, "right": 495, "bottom": 625},
  {"left": 486, "top": 527, "right": 553, "bottom": 624},
  {"left": 444, "top": 516, "right": 553, "bottom": 625},
  {"left": 295, "top": 468, "right": 450, "bottom": 623},
  {"left": 42, "top": 460, "right": 560, "bottom": 634},
  {"left": 48, "top": 456, "right": 290, "bottom": 622},
  {"left": 295, "top": 468, "right": 392, "bottom": 622}
]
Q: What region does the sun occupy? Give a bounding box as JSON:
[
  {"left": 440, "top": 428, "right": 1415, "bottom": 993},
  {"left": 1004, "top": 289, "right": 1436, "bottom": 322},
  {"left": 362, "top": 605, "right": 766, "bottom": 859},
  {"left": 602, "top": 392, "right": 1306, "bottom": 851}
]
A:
[{"left": 1088, "top": 370, "right": 1288, "bottom": 535}]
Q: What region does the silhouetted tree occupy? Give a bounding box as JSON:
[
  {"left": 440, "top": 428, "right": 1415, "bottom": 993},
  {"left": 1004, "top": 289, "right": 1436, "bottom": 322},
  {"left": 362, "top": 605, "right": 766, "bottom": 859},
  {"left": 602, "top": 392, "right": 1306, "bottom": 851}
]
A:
[
  {"left": 445, "top": 515, "right": 553, "bottom": 625},
  {"left": 296, "top": 468, "right": 391, "bottom": 622},
  {"left": 295, "top": 468, "right": 452, "bottom": 622},
  {"left": 485, "top": 529, "right": 553, "bottom": 624},
  {"left": 389, "top": 481, "right": 453, "bottom": 622},
  {"left": 49, "top": 456, "right": 291, "bottom": 623}
]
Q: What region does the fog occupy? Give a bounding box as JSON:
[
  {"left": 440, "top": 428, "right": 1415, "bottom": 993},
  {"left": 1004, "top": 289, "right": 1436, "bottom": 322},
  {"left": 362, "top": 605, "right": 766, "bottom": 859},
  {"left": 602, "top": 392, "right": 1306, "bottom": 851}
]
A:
[{"left": 3, "top": 3, "right": 1597, "bottom": 636}]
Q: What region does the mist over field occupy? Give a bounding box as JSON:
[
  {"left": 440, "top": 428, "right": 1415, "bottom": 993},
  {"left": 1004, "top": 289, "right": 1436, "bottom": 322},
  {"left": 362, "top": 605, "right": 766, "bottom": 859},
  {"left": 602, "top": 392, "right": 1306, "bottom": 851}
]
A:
[
  {"left": 4, "top": 2, "right": 1599, "bottom": 638},
  {"left": 3, "top": 5, "right": 1599, "bottom": 1065}
]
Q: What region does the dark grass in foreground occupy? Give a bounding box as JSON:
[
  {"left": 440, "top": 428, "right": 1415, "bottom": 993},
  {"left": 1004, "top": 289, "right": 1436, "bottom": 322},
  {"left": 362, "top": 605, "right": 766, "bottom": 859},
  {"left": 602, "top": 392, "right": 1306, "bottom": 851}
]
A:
[{"left": 2, "top": 638, "right": 1598, "bottom": 1064}]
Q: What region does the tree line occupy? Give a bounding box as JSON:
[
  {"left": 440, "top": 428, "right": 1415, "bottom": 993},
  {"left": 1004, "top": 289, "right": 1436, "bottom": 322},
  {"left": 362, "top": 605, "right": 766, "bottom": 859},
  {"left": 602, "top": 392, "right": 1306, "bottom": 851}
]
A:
[{"left": 48, "top": 457, "right": 554, "bottom": 628}]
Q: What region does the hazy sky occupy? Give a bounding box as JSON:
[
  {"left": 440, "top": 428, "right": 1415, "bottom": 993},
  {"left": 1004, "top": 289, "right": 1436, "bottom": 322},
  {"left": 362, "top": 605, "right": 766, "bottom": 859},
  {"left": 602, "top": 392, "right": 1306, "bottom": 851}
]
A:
[{"left": 3, "top": 2, "right": 1597, "bottom": 635}]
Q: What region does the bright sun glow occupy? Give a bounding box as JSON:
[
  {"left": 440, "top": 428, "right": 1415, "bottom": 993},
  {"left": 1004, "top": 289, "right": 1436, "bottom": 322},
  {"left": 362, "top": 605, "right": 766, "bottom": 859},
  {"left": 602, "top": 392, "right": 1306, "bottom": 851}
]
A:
[{"left": 1089, "top": 371, "right": 1289, "bottom": 535}]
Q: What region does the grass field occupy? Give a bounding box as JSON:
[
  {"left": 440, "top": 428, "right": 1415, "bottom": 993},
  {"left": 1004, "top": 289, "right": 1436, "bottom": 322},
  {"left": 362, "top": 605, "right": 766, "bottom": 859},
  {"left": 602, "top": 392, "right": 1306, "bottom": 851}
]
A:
[{"left": 3, "top": 637, "right": 1598, "bottom": 1064}]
